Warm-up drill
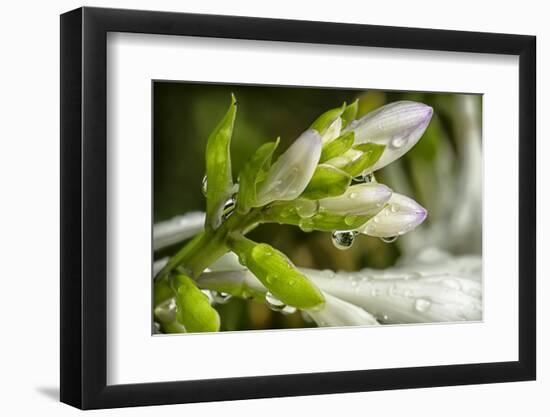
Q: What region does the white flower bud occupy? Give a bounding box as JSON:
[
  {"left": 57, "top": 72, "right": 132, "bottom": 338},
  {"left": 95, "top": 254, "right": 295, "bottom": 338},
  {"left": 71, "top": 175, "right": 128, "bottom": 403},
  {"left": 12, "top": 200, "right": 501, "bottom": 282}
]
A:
[
  {"left": 349, "top": 101, "right": 433, "bottom": 171},
  {"left": 360, "top": 193, "right": 427, "bottom": 237},
  {"left": 318, "top": 183, "right": 392, "bottom": 217},
  {"left": 255, "top": 129, "right": 322, "bottom": 206}
]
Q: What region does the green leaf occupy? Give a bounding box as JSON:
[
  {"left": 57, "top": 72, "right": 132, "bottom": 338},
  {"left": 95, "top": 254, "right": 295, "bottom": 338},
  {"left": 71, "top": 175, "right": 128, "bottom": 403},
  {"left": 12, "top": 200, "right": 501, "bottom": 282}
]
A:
[
  {"left": 205, "top": 94, "right": 237, "bottom": 230},
  {"left": 341, "top": 99, "right": 358, "bottom": 128},
  {"left": 319, "top": 131, "right": 355, "bottom": 163},
  {"left": 310, "top": 102, "right": 346, "bottom": 135},
  {"left": 342, "top": 143, "right": 386, "bottom": 176},
  {"left": 229, "top": 236, "right": 325, "bottom": 309},
  {"left": 236, "top": 139, "right": 280, "bottom": 214},
  {"left": 173, "top": 274, "right": 221, "bottom": 333},
  {"left": 300, "top": 164, "right": 351, "bottom": 200},
  {"left": 264, "top": 201, "right": 374, "bottom": 232}
]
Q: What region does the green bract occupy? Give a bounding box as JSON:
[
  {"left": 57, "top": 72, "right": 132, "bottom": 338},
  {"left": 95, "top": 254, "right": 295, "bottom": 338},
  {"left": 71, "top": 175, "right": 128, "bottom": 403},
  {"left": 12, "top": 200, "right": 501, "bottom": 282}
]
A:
[
  {"left": 319, "top": 131, "right": 355, "bottom": 163},
  {"left": 237, "top": 138, "right": 280, "bottom": 214},
  {"left": 301, "top": 164, "right": 351, "bottom": 200},
  {"left": 341, "top": 99, "right": 358, "bottom": 128},
  {"left": 173, "top": 274, "right": 221, "bottom": 333},
  {"left": 310, "top": 102, "right": 346, "bottom": 136},
  {"left": 229, "top": 235, "right": 325, "bottom": 309},
  {"left": 327, "top": 143, "right": 386, "bottom": 176},
  {"left": 205, "top": 94, "right": 237, "bottom": 230}
]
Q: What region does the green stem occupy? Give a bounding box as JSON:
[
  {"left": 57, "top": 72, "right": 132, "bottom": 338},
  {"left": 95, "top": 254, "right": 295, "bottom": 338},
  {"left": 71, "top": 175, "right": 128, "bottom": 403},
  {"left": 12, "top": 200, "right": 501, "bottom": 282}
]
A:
[{"left": 155, "top": 209, "right": 263, "bottom": 283}]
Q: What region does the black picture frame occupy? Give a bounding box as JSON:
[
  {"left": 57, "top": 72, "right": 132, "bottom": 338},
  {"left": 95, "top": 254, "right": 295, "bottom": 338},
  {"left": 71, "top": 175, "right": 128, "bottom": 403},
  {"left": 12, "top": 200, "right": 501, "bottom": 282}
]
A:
[{"left": 60, "top": 6, "right": 536, "bottom": 410}]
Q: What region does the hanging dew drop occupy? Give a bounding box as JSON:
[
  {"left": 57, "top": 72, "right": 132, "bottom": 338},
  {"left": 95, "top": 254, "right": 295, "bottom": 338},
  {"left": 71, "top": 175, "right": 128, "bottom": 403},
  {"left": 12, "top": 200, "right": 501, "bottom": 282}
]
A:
[
  {"left": 265, "top": 292, "right": 286, "bottom": 312},
  {"left": 212, "top": 291, "right": 232, "bottom": 304},
  {"left": 352, "top": 172, "right": 375, "bottom": 183},
  {"left": 201, "top": 289, "right": 215, "bottom": 304},
  {"left": 380, "top": 236, "right": 398, "bottom": 243},
  {"left": 331, "top": 230, "right": 357, "bottom": 250},
  {"left": 201, "top": 175, "right": 208, "bottom": 196},
  {"left": 391, "top": 134, "right": 408, "bottom": 149},
  {"left": 301, "top": 311, "right": 314, "bottom": 323},
  {"left": 281, "top": 305, "right": 297, "bottom": 315},
  {"left": 352, "top": 173, "right": 365, "bottom": 183},
  {"left": 414, "top": 298, "right": 432, "bottom": 312},
  {"left": 221, "top": 195, "right": 236, "bottom": 221}
]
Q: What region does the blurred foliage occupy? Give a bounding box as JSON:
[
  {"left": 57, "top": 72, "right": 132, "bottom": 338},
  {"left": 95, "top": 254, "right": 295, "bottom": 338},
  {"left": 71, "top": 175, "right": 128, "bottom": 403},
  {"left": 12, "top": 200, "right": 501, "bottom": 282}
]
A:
[{"left": 154, "top": 82, "right": 482, "bottom": 331}]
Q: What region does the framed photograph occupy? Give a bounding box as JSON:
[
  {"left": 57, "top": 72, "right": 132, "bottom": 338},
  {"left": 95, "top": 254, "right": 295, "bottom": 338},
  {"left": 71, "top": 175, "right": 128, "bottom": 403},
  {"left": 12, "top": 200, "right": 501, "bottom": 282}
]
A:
[{"left": 60, "top": 6, "right": 536, "bottom": 409}]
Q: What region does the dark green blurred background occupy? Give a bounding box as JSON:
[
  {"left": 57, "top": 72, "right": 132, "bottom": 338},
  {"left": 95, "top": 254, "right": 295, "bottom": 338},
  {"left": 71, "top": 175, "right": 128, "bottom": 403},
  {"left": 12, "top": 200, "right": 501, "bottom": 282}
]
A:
[{"left": 153, "top": 81, "right": 482, "bottom": 331}]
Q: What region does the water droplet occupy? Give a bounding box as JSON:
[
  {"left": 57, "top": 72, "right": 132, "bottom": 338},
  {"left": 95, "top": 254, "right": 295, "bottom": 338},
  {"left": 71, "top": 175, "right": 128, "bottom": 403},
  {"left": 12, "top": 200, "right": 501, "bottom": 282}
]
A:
[
  {"left": 201, "top": 289, "right": 215, "bottom": 304},
  {"left": 389, "top": 204, "right": 399, "bottom": 213},
  {"left": 403, "top": 272, "right": 422, "bottom": 280},
  {"left": 391, "top": 134, "right": 408, "bottom": 149},
  {"left": 352, "top": 172, "right": 375, "bottom": 183},
  {"left": 381, "top": 236, "right": 398, "bottom": 243},
  {"left": 266, "top": 274, "right": 276, "bottom": 285},
  {"left": 298, "top": 218, "right": 315, "bottom": 232},
  {"left": 212, "top": 291, "right": 232, "bottom": 304},
  {"left": 301, "top": 311, "right": 314, "bottom": 323},
  {"left": 281, "top": 305, "right": 297, "bottom": 315},
  {"left": 443, "top": 279, "right": 461, "bottom": 290},
  {"left": 388, "top": 284, "right": 398, "bottom": 296},
  {"left": 344, "top": 215, "right": 359, "bottom": 226},
  {"left": 331, "top": 230, "right": 358, "bottom": 250},
  {"left": 201, "top": 175, "right": 208, "bottom": 196},
  {"left": 467, "top": 287, "right": 482, "bottom": 298},
  {"left": 296, "top": 199, "right": 318, "bottom": 218},
  {"left": 222, "top": 195, "right": 236, "bottom": 220},
  {"left": 265, "top": 292, "right": 286, "bottom": 312},
  {"left": 349, "top": 192, "right": 358, "bottom": 199},
  {"left": 321, "top": 269, "right": 335, "bottom": 279},
  {"left": 153, "top": 322, "right": 162, "bottom": 334},
  {"left": 414, "top": 298, "right": 431, "bottom": 312}
]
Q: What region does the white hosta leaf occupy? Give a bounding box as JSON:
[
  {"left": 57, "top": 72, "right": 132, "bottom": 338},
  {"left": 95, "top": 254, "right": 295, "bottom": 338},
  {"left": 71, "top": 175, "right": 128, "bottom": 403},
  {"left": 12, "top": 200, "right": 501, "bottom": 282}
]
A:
[
  {"left": 319, "top": 183, "right": 392, "bottom": 217},
  {"left": 153, "top": 212, "right": 206, "bottom": 250},
  {"left": 255, "top": 129, "right": 322, "bottom": 206},
  {"left": 397, "top": 247, "right": 482, "bottom": 282},
  {"left": 302, "top": 257, "right": 482, "bottom": 324},
  {"left": 348, "top": 101, "right": 433, "bottom": 171},
  {"left": 306, "top": 293, "right": 379, "bottom": 327},
  {"left": 360, "top": 193, "right": 427, "bottom": 237}
]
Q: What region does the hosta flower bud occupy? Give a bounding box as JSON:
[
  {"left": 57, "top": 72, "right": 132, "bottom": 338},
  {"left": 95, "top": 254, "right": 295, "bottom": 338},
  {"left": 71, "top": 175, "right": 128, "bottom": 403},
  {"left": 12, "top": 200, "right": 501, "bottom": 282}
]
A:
[
  {"left": 360, "top": 193, "right": 427, "bottom": 237},
  {"left": 349, "top": 101, "right": 433, "bottom": 171},
  {"left": 255, "top": 129, "right": 322, "bottom": 206},
  {"left": 319, "top": 183, "right": 392, "bottom": 217}
]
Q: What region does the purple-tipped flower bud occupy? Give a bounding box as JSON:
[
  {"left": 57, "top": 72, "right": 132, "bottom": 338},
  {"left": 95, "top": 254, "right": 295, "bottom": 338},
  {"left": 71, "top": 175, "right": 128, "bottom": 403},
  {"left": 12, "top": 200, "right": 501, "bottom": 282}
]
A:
[
  {"left": 349, "top": 101, "right": 433, "bottom": 171},
  {"left": 359, "top": 193, "right": 427, "bottom": 237}
]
